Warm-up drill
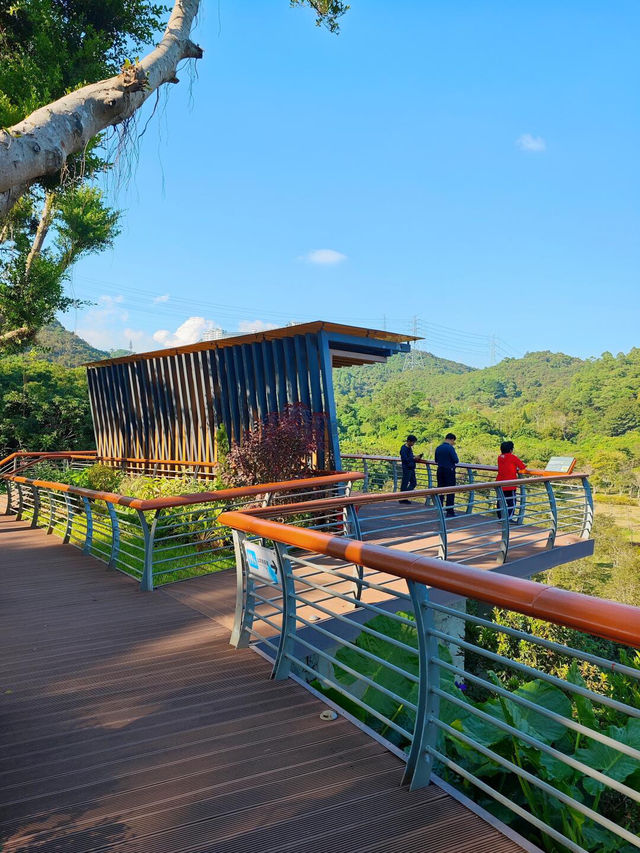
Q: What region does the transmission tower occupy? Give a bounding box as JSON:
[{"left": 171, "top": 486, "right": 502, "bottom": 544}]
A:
[{"left": 403, "top": 315, "right": 426, "bottom": 370}]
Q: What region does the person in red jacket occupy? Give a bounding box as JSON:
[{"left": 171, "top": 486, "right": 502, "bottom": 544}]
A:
[{"left": 496, "top": 440, "right": 526, "bottom": 521}]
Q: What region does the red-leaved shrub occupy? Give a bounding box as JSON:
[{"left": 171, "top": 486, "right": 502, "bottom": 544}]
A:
[{"left": 222, "top": 405, "right": 326, "bottom": 486}]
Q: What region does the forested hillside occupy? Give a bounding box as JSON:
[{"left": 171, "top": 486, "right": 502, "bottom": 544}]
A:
[
  {"left": 28, "top": 320, "right": 109, "bottom": 367},
  {"left": 334, "top": 348, "right": 640, "bottom": 494}
]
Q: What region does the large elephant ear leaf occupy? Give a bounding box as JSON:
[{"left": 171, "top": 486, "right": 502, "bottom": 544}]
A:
[
  {"left": 566, "top": 661, "right": 597, "bottom": 731},
  {"left": 507, "top": 680, "right": 572, "bottom": 744},
  {"left": 576, "top": 718, "right": 640, "bottom": 796}
]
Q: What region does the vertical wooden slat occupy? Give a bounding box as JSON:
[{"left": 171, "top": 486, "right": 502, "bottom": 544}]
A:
[{"left": 294, "top": 335, "right": 311, "bottom": 408}]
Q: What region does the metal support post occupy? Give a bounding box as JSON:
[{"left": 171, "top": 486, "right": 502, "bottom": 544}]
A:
[
  {"left": 516, "top": 481, "right": 527, "bottom": 525},
  {"left": 15, "top": 482, "right": 24, "bottom": 521},
  {"left": 544, "top": 480, "right": 558, "bottom": 548},
  {"left": 137, "top": 509, "right": 158, "bottom": 591},
  {"left": 106, "top": 502, "right": 120, "bottom": 568},
  {"left": 62, "top": 493, "right": 73, "bottom": 543},
  {"left": 402, "top": 581, "right": 440, "bottom": 790},
  {"left": 230, "top": 531, "right": 255, "bottom": 648},
  {"left": 5, "top": 480, "right": 14, "bottom": 515},
  {"left": 363, "top": 459, "right": 369, "bottom": 493},
  {"left": 47, "top": 489, "right": 55, "bottom": 534},
  {"left": 272, "top": 542, "right": 297, "bottom": 681},
  {"left": 81, "top": 497, "right": 93, "bottom": 554},
  {"left": 434, "top": 495, "right": 448, "bottom": 560},
  {"left": 30, "top": 484, "right": 40, "bottom": 528},
  {"left": 496, "top": 487, "right": 509, "bottom": 563},
  {"left": 465, "top": 468, "right": 475, "bottom": 515},
  {"left": 392, "top": 460, "right": 398, "bottom": 492},
  {"left": 580, "top": 476, "right": 594, "bottom": 539},
  {"left": 345, "top": 503, "right": 364, "bottom": 601}
]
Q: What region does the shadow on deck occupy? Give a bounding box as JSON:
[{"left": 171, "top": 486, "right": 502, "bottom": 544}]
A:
[{"left": 0, "top": 513, "right": 525, "bottom": 853}]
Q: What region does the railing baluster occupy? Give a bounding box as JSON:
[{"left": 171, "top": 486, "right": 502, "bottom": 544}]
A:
[
  {"left": 15, "top": 482, "right": 24, "bottom": 521},
  {"left": 464, "top": 467, "right": 475, "bottom": 515},
  {"left": 392, "top": 460, "right": 398, "bottom": 492},
  {"left": 81, "top": 497, "right": 93, "bottom": 554},
  {"left": 46, "top": 488, "right": 56, "bottom": 533},
  {"left": 496, "top": 487, "right": 509, "bottom": 563},
  {"left": 544, "top": 480, "right": 558, "bottom": 548},
  {"left": 435, "top": 494, "right": 447, "bottom": 560},
  {"left": 30, "top": 484, "right": 40, "bottom": 528},
  {"left": 5, "top": 479, "right": 14, "bottom": 515},
  {"left": 403, "top": 580, "right": 439, "bottom": 790},
  {"left": 62, "top": 493, "right": 74, "bottom": 543},
  {"left": 363, "top": 458, "right": 369, "bottom": 493},
  {"left": 138, "top": 509, "right": 159, "bottom": 592},
  {"left": 106, "top": 501, "right": 120, "bottom": 568},
  {"left": 230, "top": 530, "right": 256, "bottom": 648},
  {"left": 580, "top": 476, "right": 594, "bottom": 539},
  {"left": 272, "top": 543, "right": 297, "bottom": 680}
]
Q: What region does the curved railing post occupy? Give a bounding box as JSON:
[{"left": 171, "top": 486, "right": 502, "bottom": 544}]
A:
[
  {"left": 30, "top": 484, "right": 40, "bottom": 528},
  {"left": 230, "top": 530, "right": 255, "bottom": 648},
  {"left": 15, "top": 482, "right": 24, "bottom": 521},
  {"left": 403, "top": 579, "right": 439, "bottom": 790},
  {"left": 62, "top": 493, "right": 73, "bottom": 543},
  {"left": 435, "top": 495, "right": 447, "bottom": 560},
  {"left": 345, "top": 502, "right": 364, "bottom": 601},
  {"left": 516, "top": 479, "right": 527, "bottom": 525},
  {"left": 496, "top": 486, "right": 509, "bottom": 563},
  {"left": 106, "top": 501, "right": 120, "bottom": 568},
  {"left": 544, "top": 480, "right": 558, "bottom": 548},
  {"left": 465, "top": 467, "right": 475, "bottom": 515},
  {"left": 272, "top": 542, "right": 297, "bottom": 681},
  {"left": 4, "top": 480, "right": 13, "bottom": 515},
  {"left": 138, "top": 509, "right": 159, "bottom": 591},
  {"left": 580, "top": 476, "right": 594, "bottom": 539},
  {"left": 81, "top": 496, "right": 93, "bottom": 554},
  {"left": 46, "top": 488, "right": 55, "bottom": 533}
]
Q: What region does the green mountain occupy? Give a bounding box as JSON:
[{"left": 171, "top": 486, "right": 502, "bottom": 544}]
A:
[
  {"left": 335, "top": 348, "right": 640, "bottom": 493},
  {"left": 29, "top": 320, "right": 109, "bottom": 367}
]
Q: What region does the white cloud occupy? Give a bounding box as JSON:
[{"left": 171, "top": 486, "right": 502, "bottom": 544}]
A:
[
  {"left": 152, "top": 316, "right": 220, "bottom": 347},
  {"left": 237, "top": 319, "right": 279, "bottom": 334},
  {"left": 516, "top": 133, "right": 546, "bottom": 153},
  {"left": 303, "top": 248, "right": 347, "bottom": 265},
  {"left": 153, "top": 293, "right": 170, "bottom": 304}
]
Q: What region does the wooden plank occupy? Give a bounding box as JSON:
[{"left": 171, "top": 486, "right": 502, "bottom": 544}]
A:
[{"left": 0, "top": 513, "right": 523, "bottom": 853}]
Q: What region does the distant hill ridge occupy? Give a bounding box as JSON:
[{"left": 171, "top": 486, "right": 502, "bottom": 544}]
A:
[{"left": 29, "top": 321, "right": 130, "bottom": 367}]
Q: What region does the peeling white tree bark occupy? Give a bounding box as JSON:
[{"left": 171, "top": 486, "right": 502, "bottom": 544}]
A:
[{"left": 0, "top": 0, "right": 202, "bottom": 218}]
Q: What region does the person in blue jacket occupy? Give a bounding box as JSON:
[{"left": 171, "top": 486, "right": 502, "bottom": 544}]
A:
[
  {"left": 435, "top": 432, "right": 458, "bottom": 517},
  {"left": 399, "top": 434, "right": 422, "bottom": 504}
]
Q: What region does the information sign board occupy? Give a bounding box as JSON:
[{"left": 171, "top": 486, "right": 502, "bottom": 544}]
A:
[
  {"left": 243, "top": 540, "right": 279, "bottom": 584},
  {"left": 544, "top": 456, "right": 576, "bottom": 474}
]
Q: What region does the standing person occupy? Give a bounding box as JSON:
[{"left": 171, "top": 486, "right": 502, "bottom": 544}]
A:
[
  {"left": 496, "top": 440, "right": 527, "bottom": 521},
  {"left": 435, "top": 433, "right": 458, "bottom": 517},
  {"left": 399, "top": 435, "right": 423, "bottom": 504}
]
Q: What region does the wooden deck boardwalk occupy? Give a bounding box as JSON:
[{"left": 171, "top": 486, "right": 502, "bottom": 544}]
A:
[{"left": 0, "top": 512, "right": 525, "bottom": 853}]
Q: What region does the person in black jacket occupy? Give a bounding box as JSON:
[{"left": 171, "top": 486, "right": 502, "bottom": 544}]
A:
[
  {"left": 399, "top": 435, "right": 422, "bottom": 504},
  {"left": 435, "top": 433, "right": 458, "bottom": 517}
]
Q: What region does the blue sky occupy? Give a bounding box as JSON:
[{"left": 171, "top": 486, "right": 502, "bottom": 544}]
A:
[{"left": 65, "top": 1, "right": 639, "bottom": 368}]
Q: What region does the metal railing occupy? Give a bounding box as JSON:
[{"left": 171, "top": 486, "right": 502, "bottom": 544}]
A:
[
  {"left": 220, "top": 510, "right": 640, "bottom": 853},
  {"left": 233, "top": 473, "right": 594, "bottom": 568},
  {"left": 342, "top": 452, "right": 499, "bottom": 493},
  {"left": 0, "top": 450, "right": 97, "bottom": 477},
  {"left": 2, "top": 470, "right": 362, "bottom": 591}
]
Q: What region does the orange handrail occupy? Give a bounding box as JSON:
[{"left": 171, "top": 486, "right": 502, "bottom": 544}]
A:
[
  {"left": 219, "top": 511, "right": 639, "bottom": 649},
  {"left": 98, "top": 455, "right": 218, "bottom": 468},
  {"left": 2, "top": 471, "right": 364, "bottom": 512},
  {"left": 341, "top": 452, "right": 499, "bottom": 472},
  {"left": 237, "top": 473, "right": 588, "bottom": 519}
]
